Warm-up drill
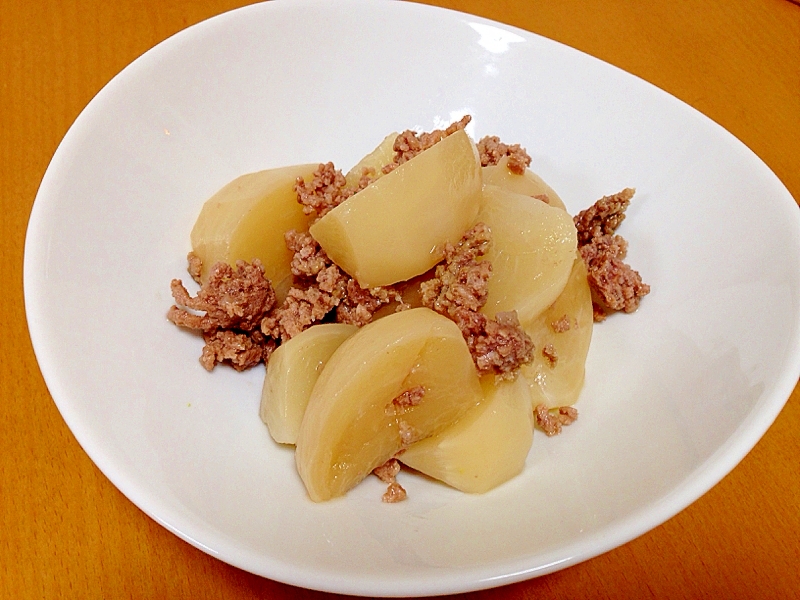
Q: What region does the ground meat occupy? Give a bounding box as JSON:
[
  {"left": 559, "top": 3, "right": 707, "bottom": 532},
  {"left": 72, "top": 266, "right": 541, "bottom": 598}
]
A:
[
  {"left": 262, "top": 250, "right": 343, "bottom": 342},
  {"left": 420, "top": 222, "right": 493, "bottom": 316},
  {"left": 336, "top": 280, "right": 404, "bottom": 327},
  {"left": 542, "top": 344, "right": 558, "bottom": 367},
  {"left": 398, "top": 420, "right": 420, "bottom": 447},
  {"left": 382, "top": 115, "right": 472, "bottom": 175},
  {"left": 574, "top": 189, "right": 650, "bottom": 321},
  {"left": 261, "top": 285, "right": 339, "bottom": 341},
  {"left": 285, "top": 230, "right": 329, "bottom": 278},
  {"left": 573, "top": 188, "right": 635, "bottom": 246},
  {"left": 262, "top": 232, "right": 401, "bottom": 341},
  {"left": 187, "top": 251, "right": 203, "bottom": 284},
  {"left": 584, "top": 255, "right": 649, "bottom": 317},
  {"left": 169, "top": 259, "right": 276, "bottom": 333},
  {"left": 200, "top": 329, "right": 275, "bottom": 372},
  {"left": 579, "top": 235, "right": 650, "bottom": 317},
  {"left": 354, "top": 167, "right": 377, "bottom": 191},
  {"left": 382, "top": 482, "right": 408, "bottom": 503},
  {"left": 592, "top": 303, "right": 609, "bottom": 322},
  {"left": 476, "top": 135, "right": 532, "bottom": 175},
  {"left": 420, "top": 224, "right": 533, "bottom": 379},
  {"left": 373, "top": 457, "right": 402, "bottom": 483},
  {"left": 581, "top": 232, "right": 629, "bottom": 261},
  {"left": 335, "top": 301, "right": 372, "bottom": 328},
  {"left": 551, "top": 314, "right": 572, "bottom": 333},
  {"left": 534, "top": 404, "right": 578, "bottom": 436},
  {"left": 294, "top": 158, "right": 381, "bottom": 223},
  {"left": 316, "top": 264, "right": 348, "bottom": 296},
  {"left": 168, "top": 258, "right": 277, "bottom": 370},
  {"left": 294, "top": 162, "right": 355, "bottom": 220},
  {"left": 386, "top": 386, "right": 425, "bottom": 416},
  {"left": 372, "top": 458, "right": 407, "bottom": 503},
  {"left": 453, "top": 309, "right": 534, "bottom": 379}
]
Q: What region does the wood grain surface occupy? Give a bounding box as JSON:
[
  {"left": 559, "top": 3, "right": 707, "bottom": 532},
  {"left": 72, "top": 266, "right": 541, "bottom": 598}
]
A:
[{"left": 2, "top": 0, "right": 798, "bottom": 598}]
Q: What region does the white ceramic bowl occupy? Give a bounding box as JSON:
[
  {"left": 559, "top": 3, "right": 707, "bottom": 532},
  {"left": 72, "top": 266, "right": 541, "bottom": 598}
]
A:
[{"left": 24, "top": 0, "right": 800, "bottom": 596}]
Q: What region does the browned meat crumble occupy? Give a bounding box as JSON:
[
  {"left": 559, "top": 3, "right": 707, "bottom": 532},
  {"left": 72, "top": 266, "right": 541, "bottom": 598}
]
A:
[
  {"left": 286, "top": 229, "right": 330, "bottom": 278},
  {"left": 262, "top": 285, "right": 337, "bottom": 341},
  {"left": 574, "top": 188, "right": 634, "bottom": 245},
  {"left": 261, "top": 230, "right": 403, "bottom": 342},
  {"left": 169, "top": 258, "right": 275, "bottom": 332},
  {"left": 372, "top": 458, "right": 407, "bottom": 503},
  {"left": 171, "top": 239, "right": 403, "bottom": 369},
  {"left": 420, "top": 222, "right": 492, "bottom": 315},
  {"left": 476, "top": 135, "right": 532, "bottom": 175},
  {"left": 420, "top": 223, "right": 534, "bottom": 379},
  {"left": 373, "top": 387, "right": 426, "bottom": 504},
  {"left": 337, "top": 279, "right": 405, "bottom": 328},
  {"left": 373, "top": 457, "right": 401, "bottom": 483},
  {"left": 293, "top": 162, "right": 377, "bottom": 223},
  {"left": 579, "top": 234, "right": 649, "bottom": 319},
  {"left": 187, "top": 251, "right": 203, "bottom": 284},
  {"left": 356, "top": 167, "right": 377, "bottom": 190},
  {"left": 459, "top": 309, "right": 534, "bottom": 379},
  {"left": 398, "top": 420, "right": 421, "bottom": 447},
  {"left": 574, "top": 189, "right": 650, "bottom": 321},
  {"left": 382, "top": 115, "right": 472, "bottom": 175},
  {"left": 542, "top": 344, "right": 558, "bottom": 367},
  {"left": 168, "top": 258, "right": 277, "bottom": 370},
  {"left": 551, "top": 314, "right": 572, "bottom": 333},
  {"left": 200, "top": 329, "right": 274, "bottom": 372},
  {"left": 534, "top": 404, "right": 578, "bottom": 436},
  {"left": 294, "top": 162, "right": 354, "bottom": 220},
  {"left": 382, "top": 481, "right": 407, "bottom": 503},
  {"left": 533, "top": 193, "right": 550, "bottom": 204},
  {"left": 386, "top": 386, "right": 425, "bottom": 416},
  {"left": 261, "top": 231, "right": 345, "bottom": 340}
]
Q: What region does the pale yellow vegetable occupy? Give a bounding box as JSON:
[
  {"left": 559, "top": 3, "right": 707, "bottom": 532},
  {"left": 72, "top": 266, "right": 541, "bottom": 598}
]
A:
[
  {"left": 521, "top": 257, "right": 593, "bottom": 408},
  {"left": 260, "top": 323, "right": 358, "bottom": 445},
  {"left": 309, "top": 129, "right": 482, "bottom": 288},
  {"left": 344, "top": 132, "right": 397, "bottom": 189},
  {"left": 190, "top": 164, "right": 317, "bottom": 300},
  {"left": 295, "top": 307, "right": 482, "bottom": 502},
  {"left": 399, "top": 375, "right": 533, "bottom": 493},
  {"left": 478, "top": 185, "right": 577, "bottom": 323},
  {"left": 482, "top": 156, "right": 567, "bottom": 210}
]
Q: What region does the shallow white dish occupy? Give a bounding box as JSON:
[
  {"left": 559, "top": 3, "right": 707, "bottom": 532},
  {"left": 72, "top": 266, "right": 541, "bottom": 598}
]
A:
[{"left": 24, "top": 0, "right": 800, "bottom": 596}]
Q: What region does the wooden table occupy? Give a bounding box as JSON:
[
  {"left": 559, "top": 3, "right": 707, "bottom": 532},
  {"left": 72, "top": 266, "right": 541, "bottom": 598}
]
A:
[{"left": 2, "top": 0, "right": 798, "bottom": 597}]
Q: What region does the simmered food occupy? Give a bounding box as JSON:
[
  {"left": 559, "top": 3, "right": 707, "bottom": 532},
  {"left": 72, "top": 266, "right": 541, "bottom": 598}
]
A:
[{"left": 168, "top": 116, "right": 650, "bottom": 503}]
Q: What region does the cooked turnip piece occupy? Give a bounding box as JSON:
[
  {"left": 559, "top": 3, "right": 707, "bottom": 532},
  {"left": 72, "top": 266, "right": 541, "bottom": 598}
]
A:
[
  {"left": 295, "top": 308, "right": 482, "bottom": 502},
  {"left": 309, "top": 129, "right": 482, "bottom": 288}
]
